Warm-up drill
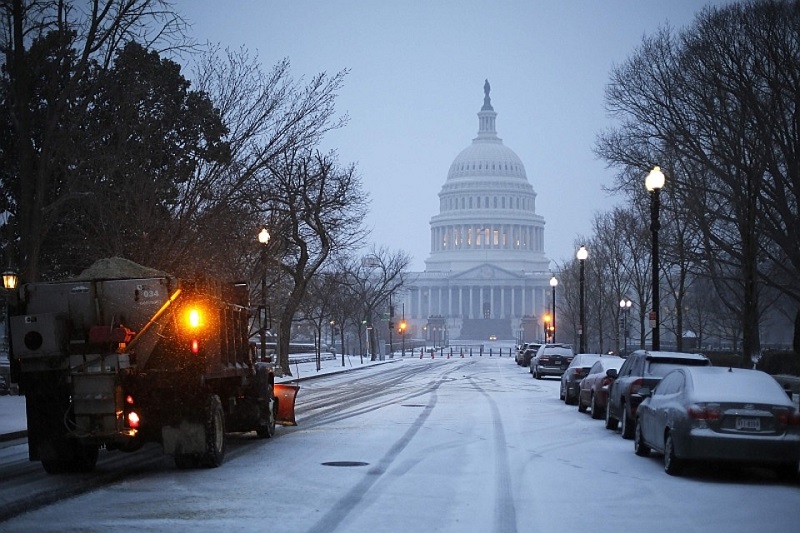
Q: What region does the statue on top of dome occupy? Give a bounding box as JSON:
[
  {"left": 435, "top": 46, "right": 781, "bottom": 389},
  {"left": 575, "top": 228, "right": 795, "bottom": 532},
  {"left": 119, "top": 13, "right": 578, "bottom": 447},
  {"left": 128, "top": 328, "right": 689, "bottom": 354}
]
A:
[{"left": 482, "top": 79, "right": 493, "bottom": 111}]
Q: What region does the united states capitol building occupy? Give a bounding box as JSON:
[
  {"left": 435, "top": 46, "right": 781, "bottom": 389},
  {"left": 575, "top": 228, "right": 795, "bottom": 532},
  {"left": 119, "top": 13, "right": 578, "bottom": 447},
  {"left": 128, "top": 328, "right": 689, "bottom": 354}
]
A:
[{"left": 397, "top": 81, "right": 552, "bottom": 343}]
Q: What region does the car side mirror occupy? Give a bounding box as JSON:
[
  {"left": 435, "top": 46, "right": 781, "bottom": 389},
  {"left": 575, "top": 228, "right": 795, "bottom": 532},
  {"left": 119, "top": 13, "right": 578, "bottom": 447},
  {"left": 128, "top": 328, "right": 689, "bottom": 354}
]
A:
[{"left": 606, "top": 368, "right": 618, "bottom": 379}]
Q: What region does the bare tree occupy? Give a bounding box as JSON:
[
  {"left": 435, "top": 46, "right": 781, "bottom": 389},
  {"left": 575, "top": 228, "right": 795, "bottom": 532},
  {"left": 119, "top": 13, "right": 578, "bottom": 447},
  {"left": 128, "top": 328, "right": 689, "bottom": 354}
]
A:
[
  {"left": 262, "top": 149, "right": 368, "bottom": 374},
  {"left": 344, "top": 247, "right": 410, "bottom": 361},
  {"left": 596, "top": 1, "right": 800, "bottom": 364}
]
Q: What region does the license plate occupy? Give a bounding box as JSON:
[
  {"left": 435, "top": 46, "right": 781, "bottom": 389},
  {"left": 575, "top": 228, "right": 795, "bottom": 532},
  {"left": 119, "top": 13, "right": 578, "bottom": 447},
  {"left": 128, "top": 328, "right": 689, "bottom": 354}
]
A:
[{"left": 735, "top": 417, "right": 760, "bottom": 431}]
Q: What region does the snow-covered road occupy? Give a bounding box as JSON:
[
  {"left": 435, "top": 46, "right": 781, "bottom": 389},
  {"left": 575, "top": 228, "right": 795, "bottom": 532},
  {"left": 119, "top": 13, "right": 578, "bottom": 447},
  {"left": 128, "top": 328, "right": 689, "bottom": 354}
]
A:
[{"left": 2, "top": 356, "right": 799, "bottom": 532}]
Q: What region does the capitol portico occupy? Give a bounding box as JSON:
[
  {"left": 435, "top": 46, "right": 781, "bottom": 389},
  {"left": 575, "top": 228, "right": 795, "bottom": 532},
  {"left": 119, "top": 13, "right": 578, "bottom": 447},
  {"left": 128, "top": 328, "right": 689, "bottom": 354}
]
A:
[{"left": 399, "top": 80, "right": 552, "bottom": 343}]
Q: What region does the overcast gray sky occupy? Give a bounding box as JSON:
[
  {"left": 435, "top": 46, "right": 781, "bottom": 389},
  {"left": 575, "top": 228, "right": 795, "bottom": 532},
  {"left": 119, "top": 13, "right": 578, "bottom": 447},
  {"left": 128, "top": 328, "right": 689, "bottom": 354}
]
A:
[{"left": 174, "top": 0, "right": 735, "bottom": 271}]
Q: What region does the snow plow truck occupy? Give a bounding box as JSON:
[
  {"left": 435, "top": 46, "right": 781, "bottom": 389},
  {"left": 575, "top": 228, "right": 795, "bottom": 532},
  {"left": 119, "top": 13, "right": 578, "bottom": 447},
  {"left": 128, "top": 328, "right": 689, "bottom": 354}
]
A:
[{"left": 5, "top": 258, "right": 298, "bottom": 473}]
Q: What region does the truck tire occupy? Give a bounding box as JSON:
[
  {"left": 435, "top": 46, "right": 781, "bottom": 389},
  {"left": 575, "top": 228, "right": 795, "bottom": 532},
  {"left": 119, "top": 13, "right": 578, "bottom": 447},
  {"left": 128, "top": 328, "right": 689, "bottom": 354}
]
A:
[
  {"left": 256, "top": 386, "right": 277, "bottom": 439},
  {"left": 202, "top": 394, "right": 225, "bottom": 467}
]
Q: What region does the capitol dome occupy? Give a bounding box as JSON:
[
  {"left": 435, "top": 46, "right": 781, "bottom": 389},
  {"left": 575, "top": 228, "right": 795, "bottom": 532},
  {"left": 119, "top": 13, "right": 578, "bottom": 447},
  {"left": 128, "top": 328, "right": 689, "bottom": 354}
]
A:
[{"left": 425, "top": 80, "right": 549, "bottom": 274}]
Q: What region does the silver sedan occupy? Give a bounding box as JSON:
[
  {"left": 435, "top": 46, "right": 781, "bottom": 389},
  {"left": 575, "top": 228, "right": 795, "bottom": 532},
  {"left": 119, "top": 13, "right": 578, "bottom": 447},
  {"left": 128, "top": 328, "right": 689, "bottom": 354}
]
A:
[{"left": 634, "top": 366, "right": 800, "bottom": 479}]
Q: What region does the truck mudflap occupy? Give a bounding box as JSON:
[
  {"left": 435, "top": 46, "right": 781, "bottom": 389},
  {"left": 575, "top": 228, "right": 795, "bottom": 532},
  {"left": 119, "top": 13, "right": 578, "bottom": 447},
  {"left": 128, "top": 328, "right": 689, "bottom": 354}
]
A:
[{"left": 274, "top": 383, "right": 299, "bottom": 426}]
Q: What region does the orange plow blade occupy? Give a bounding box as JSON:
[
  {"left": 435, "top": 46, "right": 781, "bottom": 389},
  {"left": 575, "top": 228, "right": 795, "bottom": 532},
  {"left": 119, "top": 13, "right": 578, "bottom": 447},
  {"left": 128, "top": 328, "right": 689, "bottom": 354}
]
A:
[{"left": 274, "top": 383, "right": 299, "bottom": 426}]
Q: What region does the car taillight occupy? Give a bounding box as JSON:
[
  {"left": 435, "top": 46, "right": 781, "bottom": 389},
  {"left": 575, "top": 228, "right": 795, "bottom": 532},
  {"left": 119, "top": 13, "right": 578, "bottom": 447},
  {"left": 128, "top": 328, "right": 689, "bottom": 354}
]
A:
[
  {"left": 627, "top": 378, "right": 643, "bottom": 395},
  {"left": 775, "top": 409, "right": 800, "bottom": 426},
  {"left": 127, "top": 411, "right": 140, "bottom": 429},
  {"left": 540, "top": 357, "right": 550, "bottom": 364},
  {"left": 601, "top": 376, "right": 613, "bottom": 387},
  {"left": 574, "top": 368, "right": 585, "bottom": 378},
  {"left": 687, "top": 403, "right": 722, "bottom": 420}
]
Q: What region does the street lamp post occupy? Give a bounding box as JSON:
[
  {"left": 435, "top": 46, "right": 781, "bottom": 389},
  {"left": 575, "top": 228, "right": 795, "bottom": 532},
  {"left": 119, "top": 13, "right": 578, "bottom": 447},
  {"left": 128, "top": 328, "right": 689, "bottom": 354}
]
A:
[
  {"left": 646, "top": 166, "right": 665, "bottom": 351},
  {"left": 619, "top": 298, "right": 632, "bottom": 356},
  {"left": 577, "top": 246, "right": 588, "bottom": 354},
  {"left": 550, "top": 275, "right": 558, "bottom": 343},
  {"left": 258, "top": 228, "right": 270, "bottom": 362}
]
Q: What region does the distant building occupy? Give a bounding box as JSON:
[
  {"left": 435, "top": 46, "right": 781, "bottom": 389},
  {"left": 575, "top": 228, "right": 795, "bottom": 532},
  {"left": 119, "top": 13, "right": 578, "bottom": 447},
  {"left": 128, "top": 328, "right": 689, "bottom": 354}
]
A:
[{"left": 397, "top": 81, "right": 552, "bottom": 344}]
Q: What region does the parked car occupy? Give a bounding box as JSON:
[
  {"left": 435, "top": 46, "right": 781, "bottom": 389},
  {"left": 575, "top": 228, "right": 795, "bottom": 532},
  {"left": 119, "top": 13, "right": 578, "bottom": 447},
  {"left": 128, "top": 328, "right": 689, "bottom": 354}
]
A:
[
  {"left": 516, "top": 343, "right": 541, "bottom": 367},
  {"left": 560, "top": 353, "right": 610, "bottom": 405},
  {"left": 0, "top": 374, "right": 8, "bottom": 396},
  {"left": 606, "top": 350, "right": 711, "bottom": 439},
  {"left": 634, "top": 366, "right": 800, "bottom": 478},
  {"left": 530, "top": 343, "right": 574, "bottom": 380},
  {"left": 577, "top": 356, "right": 625, "bottom": 418},
  {"left": 515, "top": 343, "right": 531, "bottom": 365}
]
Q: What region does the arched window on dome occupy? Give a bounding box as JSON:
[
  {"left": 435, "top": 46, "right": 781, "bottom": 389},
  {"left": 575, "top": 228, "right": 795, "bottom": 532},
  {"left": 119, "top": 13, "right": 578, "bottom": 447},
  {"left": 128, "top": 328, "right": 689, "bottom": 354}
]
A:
[
  {"left": 493, "top": 197, "right": 498, "bottom": 208},
  {"left": 484, "top": 197, "right": 489, "bottom": 208},
  {"left": 461, "top": 197, "right": 465, "bottom": 209},
  {"left": 469, "top": 197, "right": 473, "bottom": 209},
  {"left": 502, "top": 197, "right": 506, "bottom": 208}
]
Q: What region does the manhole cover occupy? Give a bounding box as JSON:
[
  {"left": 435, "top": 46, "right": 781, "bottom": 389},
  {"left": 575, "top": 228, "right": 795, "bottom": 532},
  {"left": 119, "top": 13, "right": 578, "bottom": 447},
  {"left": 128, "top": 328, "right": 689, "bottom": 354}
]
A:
[{"left": 321, "top": 461, "right": 369, "bottom": 467}]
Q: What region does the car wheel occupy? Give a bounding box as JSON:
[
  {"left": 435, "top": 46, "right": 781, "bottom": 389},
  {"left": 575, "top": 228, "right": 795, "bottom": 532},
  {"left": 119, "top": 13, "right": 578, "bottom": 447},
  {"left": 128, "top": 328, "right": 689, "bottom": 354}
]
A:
[
  {"left": 565, "top": 387, "right": 577, "bottom": 406},
  {"left": 590, "top": 394, "right": 602, "bottom": 419},
  {"left": 559, "top": 383, "right": 565, "bottom": 401},
  {"left": 605, "top": 402, "right": 618, "bottom": 430},
  {"left": 664, "top": 432, "right": 684, "bottom": 476},
  {"left": 634, "top": 419, "right": 651, "bottom": 457},
  {"left": 578, "top": 393, "right": 588, "bottom": 413},
  {"left": 535, "top": 368, "right": 542, "bottom": 380},
  {"left": 621, "top": 405, "right": 635, "bottom": 439}
]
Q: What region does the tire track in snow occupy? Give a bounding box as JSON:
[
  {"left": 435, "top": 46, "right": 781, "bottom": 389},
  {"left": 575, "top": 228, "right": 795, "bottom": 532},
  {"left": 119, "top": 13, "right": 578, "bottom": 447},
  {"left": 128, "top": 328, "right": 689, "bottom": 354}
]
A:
[{"left": 470, "top": 376, "right": 518, "bottom": 533}]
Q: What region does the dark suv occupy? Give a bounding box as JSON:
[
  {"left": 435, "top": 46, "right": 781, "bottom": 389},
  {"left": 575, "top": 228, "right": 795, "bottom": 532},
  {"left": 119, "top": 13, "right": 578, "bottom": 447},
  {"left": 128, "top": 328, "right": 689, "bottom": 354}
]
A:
[
  {"left": 605, "top": 350, "right": 711, "bottom": 439},
  {"left": 516, "top": 343, "right": 541, "bottom": 367},
  {"left": 530, "top": 343, "right": 574, "bottom": 379}
]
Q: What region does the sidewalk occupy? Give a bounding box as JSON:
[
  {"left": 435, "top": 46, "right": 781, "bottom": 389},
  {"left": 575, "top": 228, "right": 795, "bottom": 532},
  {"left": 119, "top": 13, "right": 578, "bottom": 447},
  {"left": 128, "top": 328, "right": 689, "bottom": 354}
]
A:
[{"left": 0, "top": 354, "right": 399, "bottom": 441}]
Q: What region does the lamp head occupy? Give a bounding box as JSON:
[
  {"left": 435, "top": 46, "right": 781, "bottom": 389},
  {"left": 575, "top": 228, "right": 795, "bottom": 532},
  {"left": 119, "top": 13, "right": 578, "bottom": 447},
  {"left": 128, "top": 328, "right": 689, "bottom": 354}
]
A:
[
  {"left": 576, "top": 246, "right": 588, "bottom": 261},
  {"left": 645, "top": 166, "right": 665, "bottom": 192},
  {"left": 2, "top": 269, "right": 18, "bottom": 290}
]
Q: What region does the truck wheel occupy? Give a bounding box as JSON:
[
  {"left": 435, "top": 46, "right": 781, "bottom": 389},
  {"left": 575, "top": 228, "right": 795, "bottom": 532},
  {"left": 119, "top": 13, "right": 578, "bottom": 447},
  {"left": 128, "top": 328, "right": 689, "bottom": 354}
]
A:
[
  {"left": 256, "top": 387, "right": 277, "bottom": 439},
  {"left": 202, "top": 394, "right": 225, "bottom": 467}
]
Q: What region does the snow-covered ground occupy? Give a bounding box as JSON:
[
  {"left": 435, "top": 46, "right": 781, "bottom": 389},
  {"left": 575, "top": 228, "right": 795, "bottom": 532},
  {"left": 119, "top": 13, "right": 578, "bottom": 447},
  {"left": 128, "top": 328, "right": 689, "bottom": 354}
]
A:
[{"left": 2, "top": 353, "right": 799, "bottom": 532}]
